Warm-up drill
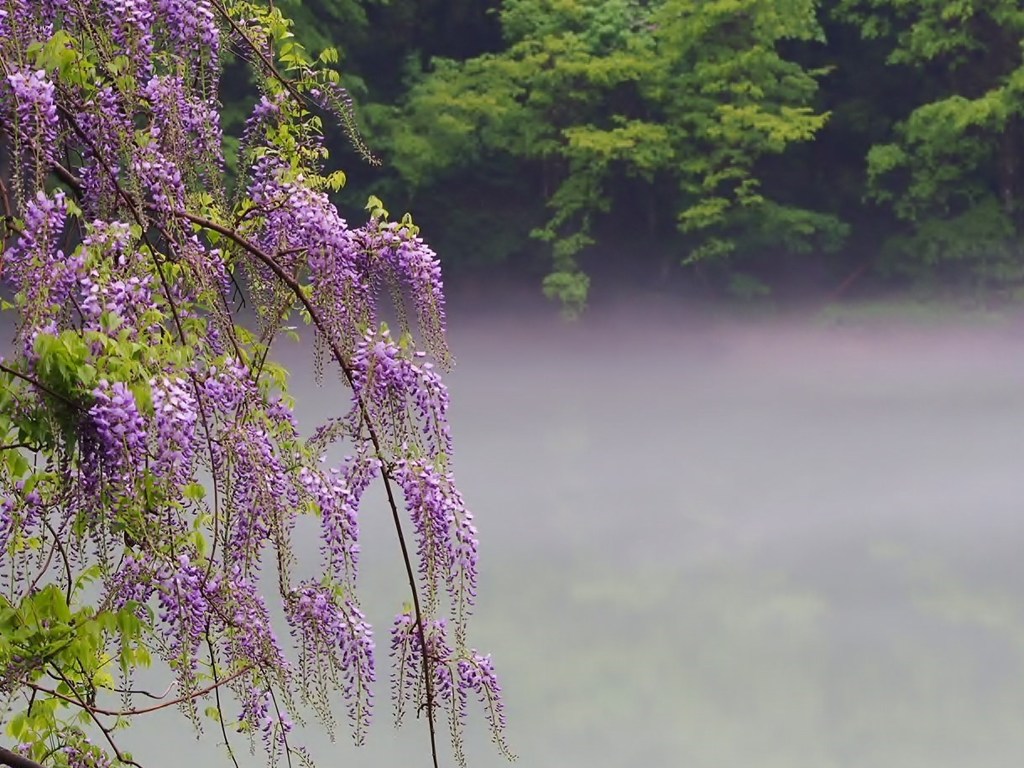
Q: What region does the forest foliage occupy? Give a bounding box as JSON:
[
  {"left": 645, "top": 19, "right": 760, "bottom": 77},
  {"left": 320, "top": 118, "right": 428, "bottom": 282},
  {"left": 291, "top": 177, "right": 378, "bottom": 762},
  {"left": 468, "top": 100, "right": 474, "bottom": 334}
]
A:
[{"left": 266, "top": 0, "right": 1024, "bottom": 309}]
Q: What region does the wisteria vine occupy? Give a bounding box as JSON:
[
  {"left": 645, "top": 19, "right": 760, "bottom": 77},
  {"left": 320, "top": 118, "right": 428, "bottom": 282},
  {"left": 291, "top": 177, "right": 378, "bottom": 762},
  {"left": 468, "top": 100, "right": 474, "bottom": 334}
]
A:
[{"left": 0, "top": 2, "right": 511, "bottom": 767}]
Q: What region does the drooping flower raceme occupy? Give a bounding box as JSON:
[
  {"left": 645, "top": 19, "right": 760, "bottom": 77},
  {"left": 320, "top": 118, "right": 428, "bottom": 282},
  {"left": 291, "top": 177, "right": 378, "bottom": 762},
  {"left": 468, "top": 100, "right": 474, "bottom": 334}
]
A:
[
  {"left": 391, "top": 612, "right": 514, "bottom": 764},
  {"left": 6, "top": 67, "right": 58, "bottom": 169},
  {"left": 150, "top": 376, "right": 198, "bottom": 486},
  {"left": 286, "top": 582, "right": 376, "bottom": 743},
  {"left": 0, "top": 3, "right": 510, "bottom": 767}
]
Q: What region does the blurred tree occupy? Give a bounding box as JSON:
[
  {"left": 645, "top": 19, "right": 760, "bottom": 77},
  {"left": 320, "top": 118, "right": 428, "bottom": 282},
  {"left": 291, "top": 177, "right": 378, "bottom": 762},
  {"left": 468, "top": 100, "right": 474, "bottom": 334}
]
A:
[
  {"left": 376, "top": 0, "right": 844, "bottom": 310},
  {"left": 835, "top": 0, "right": 1024, "bottom": 290}
]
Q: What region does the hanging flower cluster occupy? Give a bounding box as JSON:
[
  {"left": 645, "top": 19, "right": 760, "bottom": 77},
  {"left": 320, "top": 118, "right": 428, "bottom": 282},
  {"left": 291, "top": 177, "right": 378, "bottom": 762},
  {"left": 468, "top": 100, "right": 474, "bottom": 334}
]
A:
[{"left": 0, "top": 2, "right": 511, "bottom": 767}]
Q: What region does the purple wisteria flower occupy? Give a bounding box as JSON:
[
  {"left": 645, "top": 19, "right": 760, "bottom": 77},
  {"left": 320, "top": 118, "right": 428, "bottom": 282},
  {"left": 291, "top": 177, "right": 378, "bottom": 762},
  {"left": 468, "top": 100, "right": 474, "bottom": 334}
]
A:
[
  {"left": 391, "top": 612, "right": 512, "bottom": 765},
  {"left": 0, "top": 482, "right": 45, "bottom": 549},
  {"left": 108, "top": 555, "right": 291, "bottom": 688},
  {"left": 286, "top": 582, "right": 376, "bottom": 742},
  {"left": 298, "top": 451, "right": 377, "bottom": 591},
  {"left": 211, "top": 567, "right": 288, "bottom": 670},
  {"left": 247, "top": 156, "right": 360, "bottom": 275},
  {"left": 358, "top": 219, "right": 450, "bottom": 364},
  {"left": 107, "top": 554, "right": 157, "bottom": 608},
  {"left": 0, "top": 0, "right": 54, "bottom": 53},
  {"left": 132, "top": 144, "right": 185, "bottom": 212},
  {"left": 242, "top": 93, "right": 285, "bottom": 148},
  {"left": 393, "top": 458, "right": 479, "bottom": 617},
  {"left": 223, "top": 423, "right": 298, "bottom": 573},
  {"left": 2, "top": 191, "right": 92, "bottom": 340},
  {"left": 86, "top": 379, "right": 148, "bottom": 489},
  {"left": 63, "top": 740, "right": 114, "bottom": 768},
  {"left": 203, "top": 357, "right": 255, "bottom": 415},
  {"left": 150, "top": 376, "right": 198, "bottom": 486},
  {"left": 3, "top": 190, "right": 67, "bottom": 289},
  {"left": 390, "top": 611, "right": 447, "bottom": 727},
  {"left": 154, "top": 554, "right": 209, "bottom": 691},
  {"left": 6, "top": 68, "right": 58, "bottom": 165},
  {"left": 142, "top": 74, "right": 223, "bottom": 173},
  {"left": 157, "top": 0, "right": 219, "bottom": 56},
  {"left": 349, "top": 327, "right": 454, "bottom": 453},
  {"left": 239, "top": 686, "right": 293, "bottom": 755},
  {"left": 78, "top": 86, "right": 132, "bottom": 212},
  {"left": 0, "top": 496, "right": 15, "bottom": 553},
  {"left": 102, "top": 0, "right": 155, "bottom": 76},
  {"left": 0, "top": 1, "right": 509, "bottom": 763}
]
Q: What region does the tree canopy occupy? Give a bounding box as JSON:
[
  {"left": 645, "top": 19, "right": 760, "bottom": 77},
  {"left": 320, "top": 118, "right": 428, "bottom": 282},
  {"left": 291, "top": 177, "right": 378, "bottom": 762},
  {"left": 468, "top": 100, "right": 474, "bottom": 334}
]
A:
[{"left": 259, "top": 0, "right": 1024, "bottom": 307}]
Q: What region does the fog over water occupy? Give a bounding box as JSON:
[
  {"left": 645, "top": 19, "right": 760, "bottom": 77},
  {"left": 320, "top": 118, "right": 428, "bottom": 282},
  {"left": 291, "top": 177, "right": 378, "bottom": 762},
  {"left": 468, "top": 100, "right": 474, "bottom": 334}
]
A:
[{"left": 17, "top": 298, "right": 1024, "bottom": 767}]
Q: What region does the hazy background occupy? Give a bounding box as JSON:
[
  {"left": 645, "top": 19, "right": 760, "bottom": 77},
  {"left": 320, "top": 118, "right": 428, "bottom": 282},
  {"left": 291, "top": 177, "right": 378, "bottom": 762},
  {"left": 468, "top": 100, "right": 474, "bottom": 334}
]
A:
[{"left": 108, "top": 298, "right": 1024, "bottom": 768}]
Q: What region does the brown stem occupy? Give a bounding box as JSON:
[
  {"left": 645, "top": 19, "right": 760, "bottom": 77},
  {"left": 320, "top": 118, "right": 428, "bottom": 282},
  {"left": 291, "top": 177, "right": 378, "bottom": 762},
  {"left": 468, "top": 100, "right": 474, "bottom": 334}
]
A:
[
  {"left": 0, "top": 174, "right": 12, "bottom": 221},
  {"left": 42, "top": 519, "right": 73, "bottom": 605},
  {"left": 25, "top": 536, "right": 58, "bottom": 596},
  {"left": 50, "top": 162, "right": 83, "bottom": 196},
  {"left": 205, "top": 630, "right": 241, "bottom": 768},
  {"left": 0, "top": 748, "right": 47, "bottom": 768},
  {"left": 46, "top": 667, "right": 145, "bottom": 768},
  {"left": 101, "top": 680, "right": 177, "bottom": 701},
  {"left": 23, "top": 663, "right": 251, "bottom": 717}
]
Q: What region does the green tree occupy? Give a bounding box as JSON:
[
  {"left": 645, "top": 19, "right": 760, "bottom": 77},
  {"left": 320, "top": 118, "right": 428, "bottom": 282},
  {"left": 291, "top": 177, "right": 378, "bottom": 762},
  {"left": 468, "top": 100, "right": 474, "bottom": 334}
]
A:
[
  {"left": 836, "top": 0, "right": 1024, "bottom": 289},
  {"left": 377, "top": 0, "right": 844, "bottom": 310},
  {"left": 644, "top": 0, "right": 848, "bottom": 282}
]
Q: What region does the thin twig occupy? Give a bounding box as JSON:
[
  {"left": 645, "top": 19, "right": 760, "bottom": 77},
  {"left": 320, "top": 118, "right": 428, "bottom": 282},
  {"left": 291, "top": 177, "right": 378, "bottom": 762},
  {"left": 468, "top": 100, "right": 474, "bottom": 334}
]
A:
[
  {"left": 23, "top": 663, "right": 251, "bottom": 717},
  {"left": 46, "top": 667, "right": 145, "bottom": 768},
  {"left": 266, "top": 687, "right": 294, "bottom": 768},
  {"left": 209, "top": 0, "right": 312, "bottom": 111},
  {"left": 205, "top": 635, "right": 241, "bottom": 768},
  {"left": 42, "top": 519, "right": 73, "bottom": 605},
  {"left": 25, "top": 537, "right": 58, "bottom": 596},
  {"left": 100, "top": 680, "right": 177, "bottom": 701}
]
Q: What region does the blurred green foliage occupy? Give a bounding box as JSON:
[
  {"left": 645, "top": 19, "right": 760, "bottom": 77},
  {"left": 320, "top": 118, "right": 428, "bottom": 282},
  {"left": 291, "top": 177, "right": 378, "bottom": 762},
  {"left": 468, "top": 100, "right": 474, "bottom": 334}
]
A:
[{"left": 242, "top": 0, "right": 1024, "bottom": 306}]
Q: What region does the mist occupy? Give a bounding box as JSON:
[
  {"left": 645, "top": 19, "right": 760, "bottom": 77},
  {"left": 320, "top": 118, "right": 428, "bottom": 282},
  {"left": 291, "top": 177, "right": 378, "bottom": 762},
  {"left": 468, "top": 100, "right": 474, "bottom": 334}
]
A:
[{"left": 16, "top": 298, "right": 1024, "bottom": 768}]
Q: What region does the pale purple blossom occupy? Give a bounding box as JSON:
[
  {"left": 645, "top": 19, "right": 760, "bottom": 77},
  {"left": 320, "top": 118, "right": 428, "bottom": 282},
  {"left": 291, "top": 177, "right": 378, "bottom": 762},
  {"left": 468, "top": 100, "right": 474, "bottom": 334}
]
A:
[
  {"left": 132, "top": 144, "right": 185, "bottom": 211},
  {"left": 287, "top": 582, "right": 376, "bottom": 741},
  {"left": 239, "top": 686, "right": 293, "bottom": 753},
  {"left": 157, "top": 0, "right": 218, "bottom": 55},
  {"left": 6, "top": 68, "right": 58, "bottom": 164},
  {"left": 3, "top": 190, "right": 67, "bottom": 291},
  {"left": 102, "top": 0, "right": 155, "bottom": 74},
  {"left": 298, "top": 452, "right": 376, "bottom": 590},
  {"left": 87, "top": 380, "right": 148, "bottom": 483},
  {"left": 150, "top": 376, "right": 198, "bottom": 485}
]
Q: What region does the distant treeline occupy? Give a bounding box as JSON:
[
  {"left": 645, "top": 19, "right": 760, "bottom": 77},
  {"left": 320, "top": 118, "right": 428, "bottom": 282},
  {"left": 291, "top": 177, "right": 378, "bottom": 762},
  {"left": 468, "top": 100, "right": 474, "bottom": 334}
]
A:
[{"left": 231, "top": 0, "right": 1024, "bottom": 309}]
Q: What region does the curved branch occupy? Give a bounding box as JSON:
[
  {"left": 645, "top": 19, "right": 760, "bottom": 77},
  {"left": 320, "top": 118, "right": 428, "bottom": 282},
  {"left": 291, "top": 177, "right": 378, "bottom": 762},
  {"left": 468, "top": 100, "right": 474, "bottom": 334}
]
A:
[{"left": 23, "top": 663, "right": 251, "bottom": 718}]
